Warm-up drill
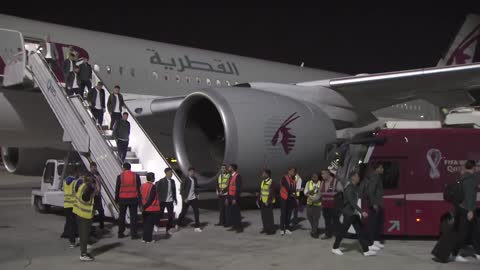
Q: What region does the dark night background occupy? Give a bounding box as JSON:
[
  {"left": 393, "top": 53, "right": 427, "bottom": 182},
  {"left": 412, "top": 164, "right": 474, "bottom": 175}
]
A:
[{"left": 2, "top": 7, "right": 480, "bottom": 74}]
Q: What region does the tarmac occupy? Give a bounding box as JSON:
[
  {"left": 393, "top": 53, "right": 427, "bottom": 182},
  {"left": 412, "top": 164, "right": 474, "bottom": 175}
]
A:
[{"left": 0, "top": 167, "right": 478, "bottom": 270}]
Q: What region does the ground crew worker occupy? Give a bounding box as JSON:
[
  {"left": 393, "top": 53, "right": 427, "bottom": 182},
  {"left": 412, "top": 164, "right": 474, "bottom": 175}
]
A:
[
  {"left": 451, "top": 160, "right": 480, "bottom": 262},
  {"left": 280, "top": 167, "right": 297, "bottom": 235},
  {"left": 257, "top": 169, "right": 276, "bottom": 235},
  {"left": 320, "top": 166, "right": 343, "bottom": 240},
  {"left": 62, "top": 166, "right": 80, "bottom": 248},
  {"left": 304, "top": 172, "right": 322, "bottom": 238},
  {"left": 365, "top": 163, "right": 385, "bottom": 249},
  {"left": 215, "top": 164, "right": 230, "bottom": 227},
  {"left": 226, "top": 164, "right": 243, "bottom": 233},
  {"left": 73, "top": 175, "right": 99, "bottom": 261},
  {"left": 115, "top": 162, "right": 141, "bottom": 239},
  {"left": 292, "top": 169, "right": 303, "bottom": 224},
  {"left": 141, "top": 172, "right": 161, "bottom": 243},
  {"left": 332, "top": 171, "right": 376, "bottom": 257}
]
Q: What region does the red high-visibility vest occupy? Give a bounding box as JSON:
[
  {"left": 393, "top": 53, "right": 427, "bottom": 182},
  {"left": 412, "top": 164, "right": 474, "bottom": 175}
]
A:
[
  {"left": 321, "top": 177, "right": 337, "bottom": 208},
  {"left": 119, "top": 170, "right": 138, "bottom": 199},
  {"left": 141, "top": 182, "right": 160, "bottom": 212},
  {"left": 280, "top": 175, "right": 295, "bottom": 200},
  {"left": 228, "top": 173, "right": 238, "bottom": 197}
]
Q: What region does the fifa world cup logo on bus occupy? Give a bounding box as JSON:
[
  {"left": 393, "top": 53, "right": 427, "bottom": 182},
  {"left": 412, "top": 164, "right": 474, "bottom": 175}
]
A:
[
  {"left": 426, "top": 148, "right": 442, "bottom": 179},
  {"left": 271, "top": 112, "right": 300, "bottom": 155}
]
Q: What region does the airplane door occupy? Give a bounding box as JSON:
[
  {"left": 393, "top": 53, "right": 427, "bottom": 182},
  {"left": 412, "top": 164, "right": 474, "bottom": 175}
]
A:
[
  {"left": 369, "top": 159, "right": 406, "bottom": 236},
  {"left": 0, "top": 29, "right": 25, "bottom": 87}
]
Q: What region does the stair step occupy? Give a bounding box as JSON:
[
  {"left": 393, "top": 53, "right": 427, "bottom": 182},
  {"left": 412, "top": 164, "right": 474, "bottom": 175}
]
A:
[
  {"left": 124, "top": 157, "right": 139, "bottom": 164},
  {"left": 126, "top": 151, "right": 137, "bottom": 158},
  {"left": 131, "top": 163, "right": 143, "bottom": 172},
  {"left": 134, "top": 170, "right": 148, "bottom": 176}
]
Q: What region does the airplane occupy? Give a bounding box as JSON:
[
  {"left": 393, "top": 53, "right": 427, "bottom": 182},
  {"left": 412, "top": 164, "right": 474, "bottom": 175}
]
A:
[{"left": 0, "top": 13, "right": 479, "bottom": 191}]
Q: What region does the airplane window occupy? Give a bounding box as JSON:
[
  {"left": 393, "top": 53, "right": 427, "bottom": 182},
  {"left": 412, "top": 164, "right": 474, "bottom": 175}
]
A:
[
  {"left": 176, "top": 75, "right": 180, "bottom": 83},
  {"left": 186, "top": 76, "right": 191, "bottom": 83},
  {"left": 196, "top": 77, "right": 201, "bottom": 84},
  {"left": 206, "top": 78, "right": 211, "bottom": 86},
  {"left": 119, "top": 66, "right": 123, "bottom": 75},
  {"left": 226, "top": 80, "right": 231, "bottom": 86},
  {"left": 164, "top": 74, "right": 169, "bottom": 81},
  {"left": 216, "top": 80, "right": 221, "bottom": 87},
  {"left": 152, "top": 71, "right": 158, "bottom": 80},
  {"left": 94, "top": 64, "right": 100, "bottom": 72},
  {"left": 106, "top": 65, "right": 111, "bottom": 74},
  {"left": 130, "top": 68, "right": 135, "bottom": 77}
]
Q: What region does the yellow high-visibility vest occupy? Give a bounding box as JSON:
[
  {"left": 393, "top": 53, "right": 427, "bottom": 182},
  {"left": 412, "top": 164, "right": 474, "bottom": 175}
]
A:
[
  {"left": 295, "top": 175, "right": 301, "bottom": 197},
  {"left": 306, "top": 180, "right": 322, "bottom": 207},
  {"left": 73, "top": 183, "right": 94, "bottom": 219},
  {"left": 63, "top": 177, "right": 77, "bottom": 208},
  {"left": 260, "top": 178, "right": 275, "bottom": 204},
  {"left": 218, "top": 173, "right": 230, "bottom": 190}
]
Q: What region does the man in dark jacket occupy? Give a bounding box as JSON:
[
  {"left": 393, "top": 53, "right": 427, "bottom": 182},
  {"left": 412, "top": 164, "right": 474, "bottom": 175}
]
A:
[
  {"left": 107, "top": 85, "right": 126, "bottom": 130},
  {"left": 78, "top": 57, "right": 92, "bottom": 94},
  {"left": 279, "top": 167, "right": 297, "bottom": 235},
  {"left": 178, "top": 167, "right": 202, "bottom": 232},
  {"left": 365, "top": 163, "right": 385, "bottom": 249},
  {"left": 332, "top": 171, "right": 376, "bottom": 257},
  {"left": 65, "top": 66, "right": 81, "bottom": 96},
  {"left": 451, "top": 160, "right": 480, "bottom": 262},
  {"left": 87, "top": 81, "right": 106, "bottom": 126},
  {"left": 115, "top": 162, "right": 141, "bottom": 239},
  {"left": 226, "top": 164, "right": 243, "bottom": 233},
  {"left": 112, "top": 112, "right": 130, "bottom": 162},
  {"left": 156, "top": 168, "right": 177, "bottom": 235}
]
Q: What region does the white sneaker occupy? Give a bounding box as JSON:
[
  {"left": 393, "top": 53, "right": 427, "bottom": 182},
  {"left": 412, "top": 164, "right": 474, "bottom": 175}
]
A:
[
  {"left": 475, "top": 254, "right": 480, "bottom": 260},
  {"left": 373, "top": 241, "right": 385, "bottom": 249},
  {"left": 285, "top": 229, "right": 293, "bottom": 235},
  {"left": 369, "top": 245, "right": 381, "bottom": 251},
  {"left": 141, "top": 240, "right": 146, "bottom": 243},
  {"left": 280, "top": 230, "right": 285, "bottom": 236},
  {"left": 331, "top": 248, "right": 344, "bottom": 255},
  {"left": 80, "top": 253, "right": 94, "bottom": 261},
  {"left": 166, "top": 230, "right": 173, "bottom": 235},
  {"left": 194, "top": 228, "right": 203, "bottom": 233},
  {"left": 455, "top": 255, "right": 469, "bottom": 263},
  {"left": 363, "top": 250, "right": 377, "bottom": 257}
]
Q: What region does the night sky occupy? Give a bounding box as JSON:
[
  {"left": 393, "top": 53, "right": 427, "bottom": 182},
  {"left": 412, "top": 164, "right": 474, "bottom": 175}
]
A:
[{"left": 2, "top": 7, "right": 480, "bottom": 75}]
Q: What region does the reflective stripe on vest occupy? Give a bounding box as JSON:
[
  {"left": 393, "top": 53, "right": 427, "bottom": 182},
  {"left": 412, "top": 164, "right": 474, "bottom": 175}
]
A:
[
  {"left": 306, "top": 180, "right": 322, "bottom": 206},
  {"left": 119, "top": 170, "right": 138, "bottom": 199},
  {"left": 260, "top": 178, "right": 275, "bottom": 204},
  {"left": 63, "top": 178, "right": 76, "bottom": 208},
  {"left": 321, "top": 178, "right": 337, "bottom": 208},
  {"left": 280, "top": 175, "right": 295, "bottom": 200},
  {"left": 72, "top": 183, "right": 94, "bottom": 219},
  {"left": 141, "top": 182, "right": 160, "bottom": 212},
  {"left": 218, "top": 174, "right": 230, "bottom": 190},
  {"left": 228, "top": 173, "right": 238, "bottom": 197}
]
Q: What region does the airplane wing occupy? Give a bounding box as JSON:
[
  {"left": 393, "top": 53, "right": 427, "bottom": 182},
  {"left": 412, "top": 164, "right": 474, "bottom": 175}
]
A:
[{"left": 298, "top": 63, "right": 480, "bottom": 112}]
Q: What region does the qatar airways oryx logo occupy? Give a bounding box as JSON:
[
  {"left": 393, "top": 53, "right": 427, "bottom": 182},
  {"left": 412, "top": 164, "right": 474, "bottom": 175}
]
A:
[
  {"left": 269, "top": 112, "right": 300, "bottom": 155},
  {"left": 446, "top": 24, "right": 480, "bottom": 65}
]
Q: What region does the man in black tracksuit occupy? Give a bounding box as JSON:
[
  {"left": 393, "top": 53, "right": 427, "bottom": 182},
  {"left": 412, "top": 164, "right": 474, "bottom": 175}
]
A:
[
  {"left": 156, "top": 168, "right": 177, "bottom": 235},
  {"left": 332, "top": 171, "right": 376, "bottom": 256},
  {"left": 451, "top": 160, "right": 480, "bottom": 262},
  {"left": 365, "top": 163, "right": 385, "bottom": 249},
  {"left": 178, "top": 167, "right": 202, "bottom": 232}
]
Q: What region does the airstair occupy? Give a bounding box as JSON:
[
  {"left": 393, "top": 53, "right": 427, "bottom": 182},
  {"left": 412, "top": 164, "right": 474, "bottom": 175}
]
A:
[{"left": 1, "top": 29, "right": 182, "bottom": 220}]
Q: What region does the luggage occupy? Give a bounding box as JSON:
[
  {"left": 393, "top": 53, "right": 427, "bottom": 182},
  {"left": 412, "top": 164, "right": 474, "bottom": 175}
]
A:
[{"left": 432, "top": 214, "right": 457, "bottom": 263}]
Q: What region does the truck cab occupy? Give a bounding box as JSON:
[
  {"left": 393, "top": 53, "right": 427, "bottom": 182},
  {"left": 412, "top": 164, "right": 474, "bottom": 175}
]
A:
[{"left": 331, "top": 121, "right": 480, "bottom": 237}]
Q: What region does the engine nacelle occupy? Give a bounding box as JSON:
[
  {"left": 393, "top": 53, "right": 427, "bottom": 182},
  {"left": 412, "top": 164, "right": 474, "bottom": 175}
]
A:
[
  {"left": 1, "top": 147, "right": 65, "bottom": 175},
  {"left": 173, "top": 87, "right": 336, "bottom": 191}
]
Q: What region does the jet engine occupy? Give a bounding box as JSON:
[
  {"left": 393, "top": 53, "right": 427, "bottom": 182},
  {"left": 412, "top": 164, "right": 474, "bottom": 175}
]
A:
[
  {"left": 173, "top": 87, "right": 336, "bottom": 191},
  {"left": 1, "top": 147, "right": 65, "bottom": 175}
]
